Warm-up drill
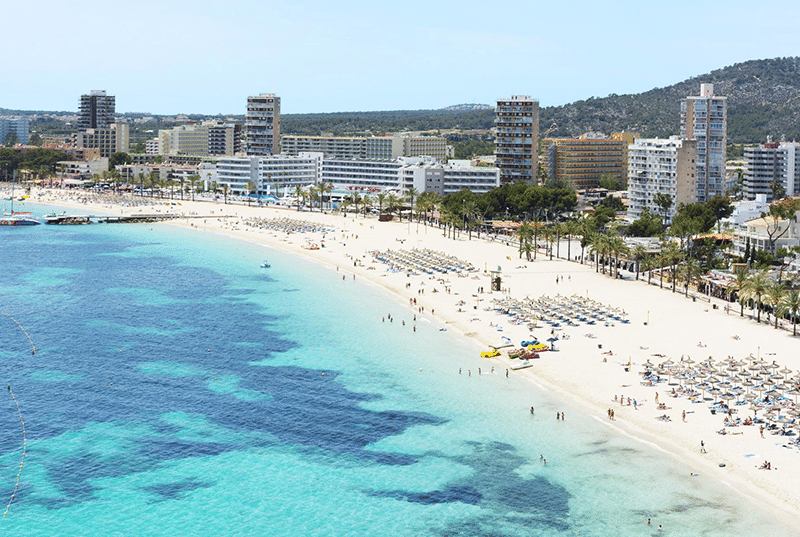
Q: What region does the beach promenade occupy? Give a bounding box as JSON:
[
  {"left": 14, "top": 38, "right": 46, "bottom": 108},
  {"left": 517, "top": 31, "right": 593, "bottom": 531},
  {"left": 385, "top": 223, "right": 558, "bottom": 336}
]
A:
[{"left": 27, "top": 187, "right": 800, "bottom": 527}]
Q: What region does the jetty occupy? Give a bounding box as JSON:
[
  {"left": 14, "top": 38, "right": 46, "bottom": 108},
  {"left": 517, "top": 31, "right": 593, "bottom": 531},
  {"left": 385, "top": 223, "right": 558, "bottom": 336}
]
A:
[{"left": 44, "top": 213, "right": 232, "bottom": 225}]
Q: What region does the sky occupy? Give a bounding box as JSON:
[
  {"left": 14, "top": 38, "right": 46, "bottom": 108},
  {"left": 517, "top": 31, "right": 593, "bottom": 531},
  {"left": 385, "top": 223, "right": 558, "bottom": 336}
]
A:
[{"left": 2, "top": 0, "right": 798, "bottom": 115}]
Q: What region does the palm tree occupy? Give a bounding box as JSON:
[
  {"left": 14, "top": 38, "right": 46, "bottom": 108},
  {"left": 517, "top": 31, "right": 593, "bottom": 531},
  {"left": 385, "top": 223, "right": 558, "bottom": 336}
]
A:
[
  {"left": 376, "top": 192, "right": 388, "bottom": 218},
  {"left": 551, "top": 222, "right": 565, "bottom": 259},
  {"left": 579, "top": 228, "right": 593, "bottom": 265},
  {"left": 351, "top": 193, "right": 363, "bottom": 216},
  {"left": 563, "top": 219, "right": 580, "bottom": 263},
  {"left": 632, "top": 245, "right": 647, "bottom": 281},
  {"left": 246, "top": 180, "right": 257, "bottom": 206},
  {"left": 606, "top": 232, "right": 629, "bottom": 279},
  {"left": 386, "top": 194, "right": 400, "bottom": 219},
  {"left": 415, "top": 191, "right": 436, "bottom": 226},
  {"left": 779, "top": 289, "right": 800, "bottom": 336},
  {"left": 515, "top": 222, "right": 534, "bottom": 260},
  {"left": 641, "top": 254, "right": 656, "bottom": 286},
  {"left": 731, "top": 267, "right": 749, "bottom": 316},
  {"left": 463, "top": 200, "right": 479, "bottom": 240},
  {"left": 362, "top": 195, "right": 374, "bottom": 218},
  {"left": 320, "top": 182, "right": 334, "bottom": 212},
  {"left": 653, "top": 192, "right": 673, "bottom": 227},
  {"left": 179, "top": 176, "right": 185, "bottom": 201},
  {"left": 188, "top": 174, "right": 199, "bottom": 202},
  {"left": 405, "top": 186, "right": 418, "bottom": 223},
  {"left": 742, "top": 271, "right": 771, "bottom": 323},
  {"left": 764, "top": 282, "right": 786, "bottom": 329},
  {"left": 660, "top": 241, "right": 682, "bottom": 292},
  {"left": 294, "top": 185, "right": 304, "bottom": 211},
  {"left": 222, "top": 183, "right": 229, "bottom": 204},
  {"left": 679, "top": 257, "right": 702, "bottom": 297},
  {"left": 590, "top": 233, "right": 609, "bottom": 273},
  {"left": 149, "top": 171, "right": 160, "bottom": 198}
]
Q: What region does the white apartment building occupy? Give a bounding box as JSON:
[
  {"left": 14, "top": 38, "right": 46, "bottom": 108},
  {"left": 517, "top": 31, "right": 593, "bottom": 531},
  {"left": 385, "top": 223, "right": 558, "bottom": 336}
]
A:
[
  {"left": 320, "top": 159, "right": 405, "bottom": 192},
  {"left": 721, "top": 194, "right": 770, "bottom": 230},
  {"left": 145, "top": 138, "right": 160, "bottom": 155},
  {"left": 743, "top": 139, "right": 800, "bottom": 201},
  {"left": 627, "top": 137, "right": 697, "bottom": 224},
  {"left": 215, "top": 153, "right": 321, "bottom": 197},
  {"left": 245, "top": 93, "right": 280, "bottom": 156},
  {"left": 681, "top": 83, "right": 727, "bottom": 202},
  {"left": 73, "top": 123, "right": 130, "bottom": 158},
  {"left": 159, "top": 125, "right": 210, "bottom": 157},
  {"left": 731, "top": 211, "right": 800, "bottom": 269},
  {"left": 57, "top": 158, "right": 109, "bottom": 180},
  {"left": 281, "top": 134, "right": 448, "bottom": 161},
  {"left": 325, "top": 157, "right": 500, "bottom": 196}
]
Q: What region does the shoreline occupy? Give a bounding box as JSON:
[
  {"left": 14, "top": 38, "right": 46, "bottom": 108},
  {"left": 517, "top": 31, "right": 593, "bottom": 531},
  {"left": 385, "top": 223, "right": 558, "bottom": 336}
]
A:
[{"left": 20, "top": 187, "right": 800, "bottom": 528}]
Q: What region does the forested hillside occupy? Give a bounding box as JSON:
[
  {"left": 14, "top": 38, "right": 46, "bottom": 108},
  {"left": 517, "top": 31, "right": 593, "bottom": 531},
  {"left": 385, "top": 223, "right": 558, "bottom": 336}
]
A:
[
  {"left": 540, "top": 57, "right": 800, "bottom": 143},
  {"left": 280, "top": 57, "right": 800, "bottom": 143}
]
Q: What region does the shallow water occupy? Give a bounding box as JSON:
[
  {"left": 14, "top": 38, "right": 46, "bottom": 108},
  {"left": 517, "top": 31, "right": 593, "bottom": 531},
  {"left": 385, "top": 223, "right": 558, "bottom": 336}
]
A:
[{"left": 0, "top": 215, "right": 793, "bottom": 536}]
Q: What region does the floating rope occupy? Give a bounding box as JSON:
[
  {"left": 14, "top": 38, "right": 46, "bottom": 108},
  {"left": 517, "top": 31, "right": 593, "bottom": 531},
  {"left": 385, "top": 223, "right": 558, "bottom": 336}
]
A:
[
  {"left": 1, "top": 386, "right": 26, "bottom": 523},
  {"left": 2, "top": 311, "right": 35, "bottom": 355}
]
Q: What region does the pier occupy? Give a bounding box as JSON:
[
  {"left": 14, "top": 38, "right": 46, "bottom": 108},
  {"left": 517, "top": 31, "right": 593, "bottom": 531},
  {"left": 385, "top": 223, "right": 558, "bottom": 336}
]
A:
[{"left": 44, "top": 214, "right": 232, "bottom": 225}]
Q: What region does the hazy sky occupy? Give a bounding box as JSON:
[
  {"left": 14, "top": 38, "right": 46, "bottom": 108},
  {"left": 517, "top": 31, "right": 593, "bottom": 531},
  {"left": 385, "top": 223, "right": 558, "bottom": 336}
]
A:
[{"left": 2, "top": 0, "right": 797, "bottom": 115}]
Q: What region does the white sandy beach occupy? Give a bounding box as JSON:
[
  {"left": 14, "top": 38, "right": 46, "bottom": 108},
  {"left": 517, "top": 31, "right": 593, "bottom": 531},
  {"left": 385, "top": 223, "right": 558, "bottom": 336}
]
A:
[{"left": 21, "top": 187, "right": 800, "bottom": 527}]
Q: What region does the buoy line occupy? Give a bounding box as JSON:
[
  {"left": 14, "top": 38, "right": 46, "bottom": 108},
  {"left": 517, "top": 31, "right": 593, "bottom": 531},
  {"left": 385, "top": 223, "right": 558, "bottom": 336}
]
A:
[
  {"left": 2, "top": 312, "right": 35, "bottom": 355},
  {"left": 1, "top": 386, "right": 27, "bottom": 523}
]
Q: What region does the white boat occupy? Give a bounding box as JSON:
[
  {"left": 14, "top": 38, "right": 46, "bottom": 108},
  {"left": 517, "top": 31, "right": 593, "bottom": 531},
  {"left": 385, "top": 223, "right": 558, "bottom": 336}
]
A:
[
  {"left": 260, "top": 261, "right": 271, "bottom": 268},
  {"left": 1, "top": 171, "right": 40, "bottom": 226},
  {"left": 510, "top": 360, "right": 532, "bottom": 370}
]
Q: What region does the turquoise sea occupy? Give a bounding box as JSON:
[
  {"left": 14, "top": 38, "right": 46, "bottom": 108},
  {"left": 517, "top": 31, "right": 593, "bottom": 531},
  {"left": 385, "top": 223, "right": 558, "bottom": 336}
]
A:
[{"left": 0, "top": 207, "right": 794, "bottom": 536}]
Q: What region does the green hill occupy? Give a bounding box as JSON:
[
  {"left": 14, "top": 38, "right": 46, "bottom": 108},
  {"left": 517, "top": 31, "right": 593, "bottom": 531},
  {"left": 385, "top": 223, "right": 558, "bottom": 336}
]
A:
[
  {"left": 279, "top": 57, "right": 800, "bottom": 143},
  {"left": 540, "top": 57, "right": 800, "bottom": 143}
]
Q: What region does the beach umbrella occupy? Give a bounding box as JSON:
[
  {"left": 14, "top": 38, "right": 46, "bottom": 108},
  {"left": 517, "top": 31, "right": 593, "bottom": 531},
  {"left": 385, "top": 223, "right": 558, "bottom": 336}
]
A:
[
  {"left": 787, "top": 389, "right": 800, "bottom": 405},
  {"left": 780, "top": 367, "right": 793, "bottom": 379}
]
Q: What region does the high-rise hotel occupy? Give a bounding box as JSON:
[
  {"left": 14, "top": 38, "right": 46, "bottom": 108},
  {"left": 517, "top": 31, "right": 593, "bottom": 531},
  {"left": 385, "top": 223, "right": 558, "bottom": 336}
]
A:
[
  {"left": 495, "top": 96, "right": 539, "bottom": 184},
  {"left": 680, "top": 83, "right": 727, "bottom": 201},
  {"left": 78, "top": 90, "right": 116, "bottom": 130},
  {"left": 245, "top": 93, "right": 280, "bottom": 156}
]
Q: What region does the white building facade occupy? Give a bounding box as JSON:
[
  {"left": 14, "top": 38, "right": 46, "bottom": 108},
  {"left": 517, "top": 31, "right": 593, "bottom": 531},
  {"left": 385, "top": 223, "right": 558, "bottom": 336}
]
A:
[
  {"left": 743, "top": 139, "right": 800, "bottom": 201},
  {"left": 215, "top": 153, "right": 321, "bottom": 196},
  {"left": 627, "top": 137, "right": 697, "bottom": 224},
  {"left": 281, "top": 134, "right": 448, "bottom": 161}
]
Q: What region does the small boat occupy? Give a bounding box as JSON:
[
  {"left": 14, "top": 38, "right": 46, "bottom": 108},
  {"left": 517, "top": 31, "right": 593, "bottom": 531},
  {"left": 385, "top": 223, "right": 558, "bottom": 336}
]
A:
[
  {"left": 260, "top": 261, "right": 271, "bottom": 268},
  {"left": 1, "top": 171, "right": 40, "bottom": 226},
  {"left": 510, "top": 360, "right": 532, "bottom": 370}
]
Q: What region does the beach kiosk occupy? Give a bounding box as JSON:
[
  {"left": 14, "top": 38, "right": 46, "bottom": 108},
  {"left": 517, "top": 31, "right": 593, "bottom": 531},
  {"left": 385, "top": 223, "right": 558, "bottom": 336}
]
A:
[{"left": 490, "top": 270, "right": 502, "bottom": 292}]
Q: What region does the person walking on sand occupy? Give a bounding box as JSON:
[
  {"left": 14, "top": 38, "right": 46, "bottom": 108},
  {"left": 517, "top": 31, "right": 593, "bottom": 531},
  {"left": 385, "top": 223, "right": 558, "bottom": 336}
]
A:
[
  {"left": 700, "top": 440, "right": 706, "bottom": 453},
  {"left": 530, "top": 406, "right": 535, "bottom": 415}
]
